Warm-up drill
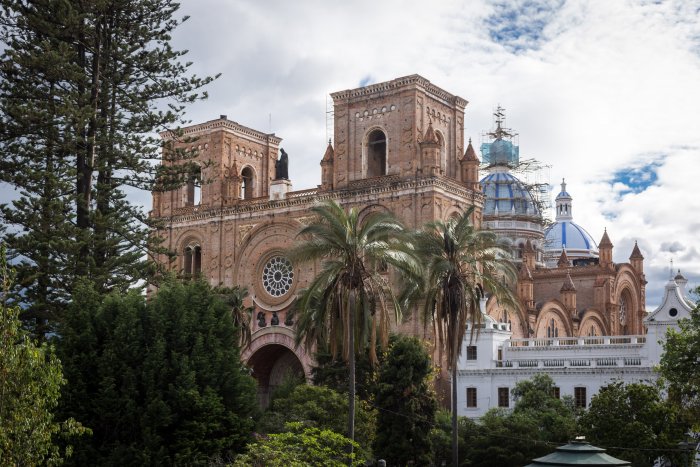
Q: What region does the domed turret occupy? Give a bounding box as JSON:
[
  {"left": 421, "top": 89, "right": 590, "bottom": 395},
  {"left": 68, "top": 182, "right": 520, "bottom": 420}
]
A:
[
  {"left": 544, "top": 179, "right": 599, "bottom": 267},
  {"left": 477, "top": 106, "right": 545, "bottom": 267},
  {"left": 480, "top": 169, "right": 540, "bottom": 217}
]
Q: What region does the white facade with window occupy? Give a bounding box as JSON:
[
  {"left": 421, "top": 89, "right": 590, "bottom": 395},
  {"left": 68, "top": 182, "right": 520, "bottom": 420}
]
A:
[{"left": 456, "top": 274, "right": 694, "bottom": 418}]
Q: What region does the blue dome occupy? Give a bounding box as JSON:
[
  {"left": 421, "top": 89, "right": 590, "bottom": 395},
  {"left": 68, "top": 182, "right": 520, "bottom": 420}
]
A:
[
  {"left": 480, "top": 171, "right": 540, "bottom": 217},
  {"left": 544, "top": 221, "right": 598, "bottom": 256}
]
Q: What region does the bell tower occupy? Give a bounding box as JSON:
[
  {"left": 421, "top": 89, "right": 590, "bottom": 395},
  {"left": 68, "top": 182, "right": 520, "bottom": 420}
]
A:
[{"left": 329, "top": 75, "right": 468, "bottom": 188}]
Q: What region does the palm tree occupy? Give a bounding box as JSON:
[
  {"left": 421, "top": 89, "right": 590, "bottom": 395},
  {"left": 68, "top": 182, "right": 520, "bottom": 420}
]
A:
[
  {"left": 412, "top": 207, "right": 517, "bottom": 467},
  {"left": 289, "top": 200, "right": 419, "bottom": 457},
  {"left": 213, "top": 285, "right": 253, "bottom": 348}
]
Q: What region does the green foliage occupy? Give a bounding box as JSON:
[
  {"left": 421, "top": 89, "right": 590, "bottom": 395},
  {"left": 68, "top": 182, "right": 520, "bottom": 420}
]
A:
[
  {"left": 289, "top": 200, "right": 419, "bottom": 449},
  {"left": 0, "top": 0, "right": 216, "bottom": 335},
  {"left": 373, "top": 335, "right": 437, "bottom": 465},
  {"left": 0, "top": 244, "right": 87, "bottom": 464},
  {"left": 579, "top": 381, "right": 685, "bottom": 467},
  {"left": 257, "top": 384, "right": 376, "bottom": 460},
  {"left": 659, "top": 305, "right": 700, "bottom": 429},
  {"left": 434, "top": 375, "right": 576, "bottom": 467},
  {"left": 57, "top": 278, "right": 258, "bottom": 465},
  {"left": 232, "top": 422, "right": 364, "bottom": 467},
  {"left": 428, "top": 411, "right": 473, "bottom": 466},
  {"left": 410, "top": 206, "right": 518, "bottom": 466},
  {"left": 290, "top": 200, "right": 419, "bottom": 365},
  {"left": 312, "top": 346, "right": 383, "bottom": 402}
]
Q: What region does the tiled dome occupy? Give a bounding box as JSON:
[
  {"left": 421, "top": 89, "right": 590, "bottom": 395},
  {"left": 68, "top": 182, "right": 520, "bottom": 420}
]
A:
[
  {"left": 480, "top": 169, "right": 540, "bottom": 217},
  {"left": 544, "top": 221, "right": 598, "bottom": 256},
  {"left": 544, "top": 179, "right": 599, "bottom": 262}
]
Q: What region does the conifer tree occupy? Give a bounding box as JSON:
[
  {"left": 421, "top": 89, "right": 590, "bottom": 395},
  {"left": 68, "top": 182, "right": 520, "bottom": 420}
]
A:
[
  {"left": 372, "top": 335, "right": 437, "bottom": 466},
  {"left": 0, "top": 0, "right": 215, "bottom": 334},
  {"left": 57, "top": 278, "right": 258, "bottom": 465}
]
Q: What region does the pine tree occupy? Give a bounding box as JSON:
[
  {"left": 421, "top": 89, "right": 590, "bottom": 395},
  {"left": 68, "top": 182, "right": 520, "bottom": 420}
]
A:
[
  {"left": 0, "top": 0, "right": 216, "bottom": 334},
  {"left": 372, "top": 335, "right": 437, "bottom": 466}
]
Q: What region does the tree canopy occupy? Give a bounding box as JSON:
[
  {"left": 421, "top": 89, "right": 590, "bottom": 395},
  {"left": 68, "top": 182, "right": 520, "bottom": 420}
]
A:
[
  {"left": 56, "top": 278, "right": 258, "bottom": 465},
  {"left": 411, "top": 206, "right": 517, "bottom": 466},
  {"left": 0, "top": 0, "right": 216, "bottom": 335},
  {"left": 579, "top": 381, "right": 686, "bottom": 467},
  {"left": 289, "top": 200, "right": 419, "bottom": 451},
  {"left": 373, "top": 335, "right": 437, "bottom": 466},
  {"left": 659, "top": 298, "right": 700, "bottom": 429},
  {"left": 256, "top": 383, "right": 376, "bottom": 460},
  {"left": 0, "top": 244, "right": 87, "bottom": 464},
  {"left": 232, "top": 422, "right": 364, "bottom": 467}
]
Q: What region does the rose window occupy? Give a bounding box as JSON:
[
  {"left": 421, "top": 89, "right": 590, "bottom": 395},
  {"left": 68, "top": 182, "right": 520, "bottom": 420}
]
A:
[{"left": 262, "top": 256, "right": 294, "bottom": 297}]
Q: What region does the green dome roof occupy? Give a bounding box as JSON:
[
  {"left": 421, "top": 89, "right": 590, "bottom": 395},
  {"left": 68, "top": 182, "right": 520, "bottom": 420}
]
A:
[{"left": 525, "top": 441, "right": 631, "bottom": 466}]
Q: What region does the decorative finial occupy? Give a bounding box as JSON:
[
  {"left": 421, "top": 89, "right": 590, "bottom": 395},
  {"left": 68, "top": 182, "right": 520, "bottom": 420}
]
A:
[
  {"left": 670, "top": 259, "right": 674, "bottom": 279},
  {"left": 468, "top": 137, "right": 472, "bottom": 144}
]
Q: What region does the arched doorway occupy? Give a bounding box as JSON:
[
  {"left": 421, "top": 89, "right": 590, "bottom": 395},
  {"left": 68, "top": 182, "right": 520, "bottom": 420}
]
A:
[{"left": 247, "top": 344, "right": 305, "bottom": 408}]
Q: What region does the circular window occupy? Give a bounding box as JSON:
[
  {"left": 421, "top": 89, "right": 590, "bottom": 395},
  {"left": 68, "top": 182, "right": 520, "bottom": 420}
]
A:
[
  {"left": 669, "top": 308, "right": 678, "bottom": 317},
  {"left": 262, "top": 256, "right": 294, "bottom": 297}
]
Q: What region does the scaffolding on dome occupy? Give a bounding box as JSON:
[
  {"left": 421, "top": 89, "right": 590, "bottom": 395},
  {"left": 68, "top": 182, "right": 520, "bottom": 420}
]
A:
[{"left": 478, "top": 105, "right": 553, "bottom": 222}]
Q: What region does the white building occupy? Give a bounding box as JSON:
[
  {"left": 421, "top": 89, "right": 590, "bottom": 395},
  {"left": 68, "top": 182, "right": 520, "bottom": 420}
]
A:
[{"left": 456, "top": 272, "right": 694, "bottom": 418}]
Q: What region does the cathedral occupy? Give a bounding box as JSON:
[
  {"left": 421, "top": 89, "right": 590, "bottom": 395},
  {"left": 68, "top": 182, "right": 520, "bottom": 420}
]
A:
[{"left": 151, "top": 74, "right": 646, "bottom": 402}]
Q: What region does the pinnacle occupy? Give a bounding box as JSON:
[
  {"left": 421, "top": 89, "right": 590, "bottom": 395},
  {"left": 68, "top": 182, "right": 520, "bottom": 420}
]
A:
[
  {"left": 321, "top": 141, "right": 334, "bottom": 162},
  {"left": 599, "top": 228, "right": 613, "bottom": 247},
  {"left": 463, "top": 138, "right": 479, "bottom": 162},
  {"left": 629, "top": 241, "right": 643, "bottom": 259},
  {"left": 560, "top": 272, "right": 576, "bottom": 292}
]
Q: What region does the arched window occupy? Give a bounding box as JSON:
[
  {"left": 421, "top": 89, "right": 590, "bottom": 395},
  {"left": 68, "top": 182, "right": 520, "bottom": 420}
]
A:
[
  {"left": 436, "top": 131, "right": 446, "bottom": 174},
  {"left": 588, "top": 325, "right": 597, "bottom": 336},
  {"left": 547, "top": 318, "right": 559, "bottom": 338},
  {"left": 367, "top": 129, "right": 387, "bottom": 177},
  {"left": 619, "top": 290, "right": 633, "bottom": 333},
  {"left": 186, "top": 166, "right": 201, "bottom": 206},
  {"left": 241, "top": 167, "right": 254, "bottom": 199},
  {"left": 183, "top": 243, "right": 201, "bottom": 277}
]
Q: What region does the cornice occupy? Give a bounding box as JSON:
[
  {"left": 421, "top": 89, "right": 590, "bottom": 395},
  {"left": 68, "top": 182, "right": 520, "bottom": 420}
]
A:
[
  {"left": 160, "top": 119, "right": 282, "bottom": 146},
  {"left": 330, "top": 74, "right": 468, "bottom": 108},
  {"left": 159, "top": 175, "right": 483, "bottom": 223}
]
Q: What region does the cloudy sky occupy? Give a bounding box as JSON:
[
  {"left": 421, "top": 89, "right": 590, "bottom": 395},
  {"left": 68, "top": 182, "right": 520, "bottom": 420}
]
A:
[{"left": 169, "top": 0, "right": 700, "bottom": 307}]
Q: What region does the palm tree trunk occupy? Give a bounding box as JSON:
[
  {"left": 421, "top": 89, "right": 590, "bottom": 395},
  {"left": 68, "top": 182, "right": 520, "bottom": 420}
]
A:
[
  {"left": 348, "top": 289, "right": 356, "bottom": 465},
  {"left": 452, "top": 330, "right": 459, "bottom": 467}
]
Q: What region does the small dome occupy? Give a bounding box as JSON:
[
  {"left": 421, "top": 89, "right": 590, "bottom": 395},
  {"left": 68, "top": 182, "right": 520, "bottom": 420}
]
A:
[
  {"left": 480, "top": 171, "right": 540, "bottom": 217},
  {"left": 544, "top": 221, "right": 599, "bottom": 259}
]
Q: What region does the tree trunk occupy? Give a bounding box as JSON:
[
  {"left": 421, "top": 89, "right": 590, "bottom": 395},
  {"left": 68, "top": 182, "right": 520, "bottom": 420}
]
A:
[
  {"left": 452, "top": 330, "right": 459, "bottom": 467},
  {"left": 347, "top": 289, "right": 356, "bottom": 465}
]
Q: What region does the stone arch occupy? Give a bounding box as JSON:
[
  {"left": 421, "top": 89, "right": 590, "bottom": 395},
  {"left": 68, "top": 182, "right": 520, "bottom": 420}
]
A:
[
  {"left": 364, "top": 127, "right": 388, "bottom": 178},
  {"left": 444, "top": 207, "right": 463, "bottom": 222},
  {"left": 242, "top": 326, "right": 311, "bottom": 408},
  {"left": 357, "top": 202, "right": 391, "bottom": 223},
  {"left": 579, "top": 309, "right": 608, "bottom": 337},
  {"left": 235, "top": 219, "right": 308, "bottom": 310},
  {"left": 186, "top": 162, "right": 202, "bottom": 206},
  {"left": 485, "top": 295, "right": 527, "bottom": 338},
  {"left": 534, "top": 302, "right": 572, "bottom": 338},
  {"left": 176, "top": 231, "right": 203, "bottom": 276},
  {"left": 240, "top": 165, "right": 256, "bottom": 199},
  {"left": 614, "top": 267, "right": 643, "bottom": 334},
  {"left": 435, "top": 129, "right": 447, "bottom": 174}
]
